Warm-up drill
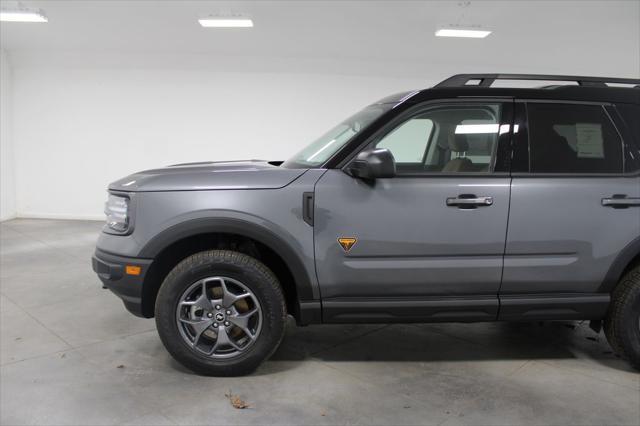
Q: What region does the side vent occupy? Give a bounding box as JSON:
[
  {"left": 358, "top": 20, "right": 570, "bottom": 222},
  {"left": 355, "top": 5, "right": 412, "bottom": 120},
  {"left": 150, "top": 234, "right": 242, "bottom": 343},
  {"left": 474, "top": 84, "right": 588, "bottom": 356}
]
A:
[{"left": 302, "top": 192, "right": 314, "bottom": 226}]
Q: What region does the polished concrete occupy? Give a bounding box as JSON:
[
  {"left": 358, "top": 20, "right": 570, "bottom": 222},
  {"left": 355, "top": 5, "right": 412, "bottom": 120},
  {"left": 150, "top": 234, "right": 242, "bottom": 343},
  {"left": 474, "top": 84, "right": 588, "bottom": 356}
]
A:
[{"left": 1, "top": 218, "right": 638, "bottom": 426}]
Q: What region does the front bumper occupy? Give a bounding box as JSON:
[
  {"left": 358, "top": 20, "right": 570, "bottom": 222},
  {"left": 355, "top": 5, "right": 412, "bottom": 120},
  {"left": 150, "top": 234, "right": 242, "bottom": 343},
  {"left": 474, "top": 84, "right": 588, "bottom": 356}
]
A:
[{"left": 92, "top": 249, "right": 153, "bottom": 317}]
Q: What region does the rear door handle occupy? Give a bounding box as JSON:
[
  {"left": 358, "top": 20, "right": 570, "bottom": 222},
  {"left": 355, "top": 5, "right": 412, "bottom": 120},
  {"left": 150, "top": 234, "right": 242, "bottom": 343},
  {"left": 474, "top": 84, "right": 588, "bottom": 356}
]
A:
[
  {"left": 602, "top": 195, "right": 640, "bottom": 208},
  {"left": 446, "top": 195, "right": 493, "bottom": 208}
]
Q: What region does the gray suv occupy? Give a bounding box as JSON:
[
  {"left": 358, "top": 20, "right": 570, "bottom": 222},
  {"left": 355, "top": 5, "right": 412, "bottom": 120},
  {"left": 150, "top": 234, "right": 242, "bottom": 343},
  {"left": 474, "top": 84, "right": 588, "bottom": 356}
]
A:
[{"left": 92, "top": 74, "right": 640, "bottom": 376}]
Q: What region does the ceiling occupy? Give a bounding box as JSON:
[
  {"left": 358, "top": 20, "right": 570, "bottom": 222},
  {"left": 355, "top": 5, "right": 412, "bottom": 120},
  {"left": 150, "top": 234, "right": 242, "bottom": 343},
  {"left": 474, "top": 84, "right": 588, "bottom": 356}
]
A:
[{"left": 1, "top": 0, "right": 639, "bottom": 78}]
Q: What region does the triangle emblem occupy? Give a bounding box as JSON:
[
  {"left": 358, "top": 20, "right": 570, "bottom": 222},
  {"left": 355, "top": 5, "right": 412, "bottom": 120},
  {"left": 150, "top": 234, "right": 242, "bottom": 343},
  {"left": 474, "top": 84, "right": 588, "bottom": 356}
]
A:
[{"left": 338, "top": 237, "right": 357, "bottom": 252}]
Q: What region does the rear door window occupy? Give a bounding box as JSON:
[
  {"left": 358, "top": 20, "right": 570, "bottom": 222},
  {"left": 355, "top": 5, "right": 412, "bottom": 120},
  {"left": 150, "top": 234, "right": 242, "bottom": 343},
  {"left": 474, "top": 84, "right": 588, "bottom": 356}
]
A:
[{"left": 526, "top": 103, "right": 623, "bottom": 173}]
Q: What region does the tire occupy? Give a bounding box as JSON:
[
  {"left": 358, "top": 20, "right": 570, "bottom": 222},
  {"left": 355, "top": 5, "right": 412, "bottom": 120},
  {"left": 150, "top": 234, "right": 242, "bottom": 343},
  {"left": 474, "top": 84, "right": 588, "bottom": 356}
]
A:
[
  {"left": 155, "top": 250, "right": 287, "bottom": 376},
  {"left": 604, "top": 265, "right": 640, "bottom": 370}
]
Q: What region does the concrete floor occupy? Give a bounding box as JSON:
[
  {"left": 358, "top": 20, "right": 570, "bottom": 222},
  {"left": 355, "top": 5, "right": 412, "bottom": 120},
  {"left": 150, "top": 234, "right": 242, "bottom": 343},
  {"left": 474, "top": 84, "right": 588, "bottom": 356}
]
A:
[{"left": 0, "top": 218, "right": 638, "bottom": 426}]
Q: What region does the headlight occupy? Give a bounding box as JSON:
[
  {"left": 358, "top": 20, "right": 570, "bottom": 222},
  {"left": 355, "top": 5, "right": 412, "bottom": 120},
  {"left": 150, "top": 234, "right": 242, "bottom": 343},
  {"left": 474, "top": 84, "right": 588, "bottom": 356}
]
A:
[{"left": 104, "top": 194, "right": 130, "bottom": 234}]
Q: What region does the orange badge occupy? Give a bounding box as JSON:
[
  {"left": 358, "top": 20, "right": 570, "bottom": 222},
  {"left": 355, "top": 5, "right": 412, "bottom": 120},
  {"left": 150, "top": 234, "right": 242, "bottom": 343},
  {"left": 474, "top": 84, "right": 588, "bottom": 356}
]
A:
[{"left": 337, "top": 237, "right": 357, "bottom": 252}]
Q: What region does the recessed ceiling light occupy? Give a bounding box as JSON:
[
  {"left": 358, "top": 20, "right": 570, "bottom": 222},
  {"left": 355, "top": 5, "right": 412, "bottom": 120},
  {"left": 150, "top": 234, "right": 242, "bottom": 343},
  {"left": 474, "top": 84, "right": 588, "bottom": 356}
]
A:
[
  {"left": 198, "top": 17, "right": 253, "bottom": 28},
  {"left": 0, "top": 8, "right": 48, "bottom": 23},
  {"left": 435, "top": 28, "right": 491, "bottom": 38}
]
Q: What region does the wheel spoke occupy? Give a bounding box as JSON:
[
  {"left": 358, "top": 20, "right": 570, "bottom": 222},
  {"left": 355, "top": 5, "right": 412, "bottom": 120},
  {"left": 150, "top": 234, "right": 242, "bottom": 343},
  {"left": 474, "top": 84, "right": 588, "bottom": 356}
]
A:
[
  {"left": 219, "top": 278, "right": 251, "bottom": 307},
  {"left": 180, "top": 280, "right": 214, "bottom": 311},
  {"left": 228, "top": 308, "right": 259, "bottom": 340},
  {"left": 180, "top": 318, "right": 214, "bottom": 347},
  {"left": 180, "top": 293, "right": 213, "bottom": 312},
  {"left": 210, "top": 325, "right": 241, "bottom": 353}
]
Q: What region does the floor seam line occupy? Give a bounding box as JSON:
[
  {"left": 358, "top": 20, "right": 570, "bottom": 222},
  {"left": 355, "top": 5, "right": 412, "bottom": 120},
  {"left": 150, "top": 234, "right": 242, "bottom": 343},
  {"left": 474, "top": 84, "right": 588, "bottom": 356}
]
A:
[
  {"left": 1, "top": 292, "right": 75, "bottom": 349},
  {"left": 0, "top": 328, "right": 157, "bottom": 367},
  {"left": 312, "top": 358, "right": 435, "bottom": 411},
  {"left": 308, "top": 324, "right": 390, "bottom": 357},
  {"left": 537, "top": 359, "right": 640, "bottom": 391},
  {"left": 506, "top": 359, "right": 531, "bottom": 377}
]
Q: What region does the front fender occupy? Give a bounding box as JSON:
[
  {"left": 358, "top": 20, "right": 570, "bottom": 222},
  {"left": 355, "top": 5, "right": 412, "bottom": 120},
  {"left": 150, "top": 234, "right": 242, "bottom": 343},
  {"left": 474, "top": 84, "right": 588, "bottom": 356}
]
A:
[{"left": 139, "top": 216, "right": 317, "bottom": 301}]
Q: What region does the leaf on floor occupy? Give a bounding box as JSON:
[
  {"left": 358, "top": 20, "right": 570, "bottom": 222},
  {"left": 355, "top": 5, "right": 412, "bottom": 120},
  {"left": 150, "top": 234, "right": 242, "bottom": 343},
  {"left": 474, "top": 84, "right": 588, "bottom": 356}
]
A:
[{"left": 225, "top": 390, "right": 250, "bottom": 409}]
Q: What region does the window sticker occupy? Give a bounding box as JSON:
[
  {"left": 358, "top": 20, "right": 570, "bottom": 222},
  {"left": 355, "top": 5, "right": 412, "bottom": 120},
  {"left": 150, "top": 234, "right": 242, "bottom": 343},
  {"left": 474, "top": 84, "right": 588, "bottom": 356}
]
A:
[{"left": 575, "top": 123, "right": 605, "bottom": 159}]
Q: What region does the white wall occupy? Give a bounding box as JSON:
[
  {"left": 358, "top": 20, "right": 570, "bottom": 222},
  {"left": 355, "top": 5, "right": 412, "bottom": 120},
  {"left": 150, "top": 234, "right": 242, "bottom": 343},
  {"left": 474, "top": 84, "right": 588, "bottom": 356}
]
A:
[
  {"left": 3, "top": 0, "right": 639, "bottom": 220},
  {"left": 11, "top": 64, "right": 425, "bottom": 219},
  {"left": 0, "top": 49, "right": 16, "bottom": 221}
]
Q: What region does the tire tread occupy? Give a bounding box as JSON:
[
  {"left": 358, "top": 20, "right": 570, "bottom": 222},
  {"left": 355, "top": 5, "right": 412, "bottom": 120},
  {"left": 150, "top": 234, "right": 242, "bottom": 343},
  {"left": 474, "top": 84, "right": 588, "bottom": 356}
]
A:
[
  {"left": 155, "top": 250, "right": 286, "bottom": 376},
  {"left": 604, "top": 266, "right": 640, "bottom": 370}
]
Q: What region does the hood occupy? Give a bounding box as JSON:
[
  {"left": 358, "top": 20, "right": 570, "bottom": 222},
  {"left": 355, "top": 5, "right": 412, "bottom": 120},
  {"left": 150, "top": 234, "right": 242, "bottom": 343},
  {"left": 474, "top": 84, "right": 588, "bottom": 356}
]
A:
[{"left": 109, "top": 160, "right": 308, "bottom": 192}]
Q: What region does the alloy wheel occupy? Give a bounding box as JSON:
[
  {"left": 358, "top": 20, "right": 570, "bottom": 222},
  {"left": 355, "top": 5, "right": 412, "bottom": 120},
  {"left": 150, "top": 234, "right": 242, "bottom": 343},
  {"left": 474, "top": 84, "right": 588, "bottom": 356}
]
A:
[{"left": 175, "top": 276, "right": 262, "bottom": 358}]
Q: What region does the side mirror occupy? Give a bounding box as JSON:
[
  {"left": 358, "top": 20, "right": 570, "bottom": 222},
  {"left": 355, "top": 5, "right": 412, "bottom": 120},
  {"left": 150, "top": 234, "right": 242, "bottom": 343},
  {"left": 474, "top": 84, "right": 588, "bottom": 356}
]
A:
[{"left": 347, "top": 148, "right": 396, "bottom": 180}]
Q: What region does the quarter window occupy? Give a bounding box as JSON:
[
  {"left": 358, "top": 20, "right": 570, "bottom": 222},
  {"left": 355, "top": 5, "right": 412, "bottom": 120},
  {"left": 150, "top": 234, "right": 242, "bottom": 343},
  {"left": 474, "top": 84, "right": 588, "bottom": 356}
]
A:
[
  {"left": 615, "top": 104, "right": 640, "bottom": 173},
  {"left": 527, "top": 103, "right": 623, "bottom": 173}
]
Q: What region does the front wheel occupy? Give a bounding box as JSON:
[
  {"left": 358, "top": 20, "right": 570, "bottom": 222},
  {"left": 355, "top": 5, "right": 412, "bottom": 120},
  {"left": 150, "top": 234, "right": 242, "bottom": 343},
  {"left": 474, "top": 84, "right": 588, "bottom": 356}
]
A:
[
  {"left": 155, "top": 250, "right": 287, "bottom": 376},
  {"left": 604, "top": 265, "right": 640, "bottom": 370}
]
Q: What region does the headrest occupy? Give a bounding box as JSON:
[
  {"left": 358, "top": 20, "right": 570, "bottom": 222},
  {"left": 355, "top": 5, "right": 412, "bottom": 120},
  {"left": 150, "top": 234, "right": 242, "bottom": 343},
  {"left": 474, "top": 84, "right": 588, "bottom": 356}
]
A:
[{"left": 448, "top": 132, "right": 469, "bottom": 152}]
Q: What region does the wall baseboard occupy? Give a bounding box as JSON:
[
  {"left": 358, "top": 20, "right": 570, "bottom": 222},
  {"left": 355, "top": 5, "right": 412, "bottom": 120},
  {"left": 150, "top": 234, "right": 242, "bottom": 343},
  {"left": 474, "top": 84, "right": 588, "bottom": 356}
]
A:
[
  {"left": 0, "top": 213, "right": 17, "bottom": 222},
  {"left": 13, "top": 213, "right": 104, "bottom": 221}
]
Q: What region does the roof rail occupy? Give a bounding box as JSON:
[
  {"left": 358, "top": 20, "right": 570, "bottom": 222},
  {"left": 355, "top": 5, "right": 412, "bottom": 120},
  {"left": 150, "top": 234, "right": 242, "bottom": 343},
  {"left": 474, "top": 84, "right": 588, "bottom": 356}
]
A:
[{"left": 435, "top": 73, "right": 640, "bottom": 88}]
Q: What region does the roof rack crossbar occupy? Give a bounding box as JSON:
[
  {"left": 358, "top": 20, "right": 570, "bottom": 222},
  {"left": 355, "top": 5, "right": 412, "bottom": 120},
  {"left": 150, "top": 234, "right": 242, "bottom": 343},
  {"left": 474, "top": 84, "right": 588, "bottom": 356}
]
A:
[{"left": 435, "top": 73, "right": 640, "bottom": 88}]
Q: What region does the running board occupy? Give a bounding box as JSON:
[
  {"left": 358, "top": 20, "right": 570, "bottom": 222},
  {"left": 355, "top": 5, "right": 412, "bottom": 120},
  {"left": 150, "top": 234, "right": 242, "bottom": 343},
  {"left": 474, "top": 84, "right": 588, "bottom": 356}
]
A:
[
  {"left": 322, "top": 296, "right": 498, "bottom": 323},
  {"left": 320, "top": 293, "right": 610, "bottom": 324},
  {"left": 498, "top": 293, "right": 610, "bottom": 320}
]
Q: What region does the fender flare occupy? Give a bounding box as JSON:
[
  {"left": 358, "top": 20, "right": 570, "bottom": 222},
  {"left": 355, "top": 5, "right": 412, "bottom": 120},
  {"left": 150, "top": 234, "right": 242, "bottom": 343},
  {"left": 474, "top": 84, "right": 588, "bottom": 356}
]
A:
[
  {"left": 600, "top": 235, "right": 640, "bottom": 292},
  {"left": 139, "top": 217, "right": 316, "bottom": 301}
]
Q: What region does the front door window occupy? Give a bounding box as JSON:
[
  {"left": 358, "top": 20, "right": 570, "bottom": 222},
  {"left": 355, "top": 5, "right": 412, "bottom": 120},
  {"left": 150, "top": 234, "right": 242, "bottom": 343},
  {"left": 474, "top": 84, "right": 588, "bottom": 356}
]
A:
[{"left": 375, "top": 104, "right": 502, "bottom": 174}]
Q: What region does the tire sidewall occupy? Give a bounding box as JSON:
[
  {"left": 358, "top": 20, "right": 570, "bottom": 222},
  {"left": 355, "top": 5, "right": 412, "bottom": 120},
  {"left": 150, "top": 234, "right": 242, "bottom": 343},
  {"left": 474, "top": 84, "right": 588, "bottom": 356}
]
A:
[
  {"left": 619, "top": 286, "right": 640, "bottom": 364},
  {"left": 155, "top": 251, "right": 285, "bottom": 376}
]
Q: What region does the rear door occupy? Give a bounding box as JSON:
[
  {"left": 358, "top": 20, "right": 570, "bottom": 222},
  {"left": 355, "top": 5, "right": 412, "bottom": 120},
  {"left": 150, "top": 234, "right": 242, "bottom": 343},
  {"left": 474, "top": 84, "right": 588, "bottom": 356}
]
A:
[
  {"left": 313, "top": 100, "right": 514, "bottom": 322},
  {"left": 500, "top": 101, "right": 640, "bottom": 320}
]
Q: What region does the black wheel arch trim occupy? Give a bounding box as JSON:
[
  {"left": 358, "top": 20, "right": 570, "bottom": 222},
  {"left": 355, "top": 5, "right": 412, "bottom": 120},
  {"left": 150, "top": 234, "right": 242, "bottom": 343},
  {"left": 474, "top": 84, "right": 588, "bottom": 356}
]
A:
[
  {"left": 600, "top": 235, "right": 640, "bottom": 292},
  {"left": 138, "top": 217, "right": 317, "bottom": 302}
]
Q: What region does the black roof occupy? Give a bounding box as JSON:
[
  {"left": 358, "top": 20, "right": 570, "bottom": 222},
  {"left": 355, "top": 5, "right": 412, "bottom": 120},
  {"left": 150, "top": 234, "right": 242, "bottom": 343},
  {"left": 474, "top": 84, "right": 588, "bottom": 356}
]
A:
[
  {"left": 435, "top": 73, "right": 640, "bottom": 88},
  {"left": 393, "top": 74, "right": 640, "bottom": 105},
  {"left": 411, "top": 86, "right": 640, "bottom": 105}
]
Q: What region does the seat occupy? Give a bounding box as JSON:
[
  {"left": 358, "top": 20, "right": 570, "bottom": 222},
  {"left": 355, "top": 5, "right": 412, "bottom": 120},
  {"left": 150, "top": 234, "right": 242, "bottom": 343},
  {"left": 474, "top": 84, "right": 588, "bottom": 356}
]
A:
[{"left": 442, "top": 133, "right": 474, "bottom": 172}]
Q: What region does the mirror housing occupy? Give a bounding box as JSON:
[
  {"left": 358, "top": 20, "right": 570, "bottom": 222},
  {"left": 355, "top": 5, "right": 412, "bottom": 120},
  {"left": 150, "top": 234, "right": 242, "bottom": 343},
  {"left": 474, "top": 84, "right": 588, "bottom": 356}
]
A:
[{"left": 347, "top": 148, "right": 396, "bottom": 180}]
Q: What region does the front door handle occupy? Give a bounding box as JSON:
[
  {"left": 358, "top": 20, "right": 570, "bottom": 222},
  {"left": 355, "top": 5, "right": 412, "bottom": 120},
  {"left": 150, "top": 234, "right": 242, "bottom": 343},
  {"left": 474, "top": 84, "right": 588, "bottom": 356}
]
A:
[
  {"left": 446, "top": 195, "right": 493, "bottom": 208},
  {"left": 602, "top": 195, "right": 640, "bottom": 208}
]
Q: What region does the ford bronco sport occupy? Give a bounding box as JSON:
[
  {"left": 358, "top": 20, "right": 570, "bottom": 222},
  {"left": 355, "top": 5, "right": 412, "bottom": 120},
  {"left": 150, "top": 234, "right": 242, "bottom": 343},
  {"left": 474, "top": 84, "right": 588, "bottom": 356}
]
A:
[{"left": 93, "top": 73, "right": 640, "bottom": 376}]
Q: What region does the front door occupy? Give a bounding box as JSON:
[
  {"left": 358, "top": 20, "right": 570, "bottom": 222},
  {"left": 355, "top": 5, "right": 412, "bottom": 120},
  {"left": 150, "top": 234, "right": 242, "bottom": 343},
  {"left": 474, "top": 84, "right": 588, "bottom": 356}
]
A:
[{"left": 314, "top": 101, "right": 513, "bottom": 322}]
